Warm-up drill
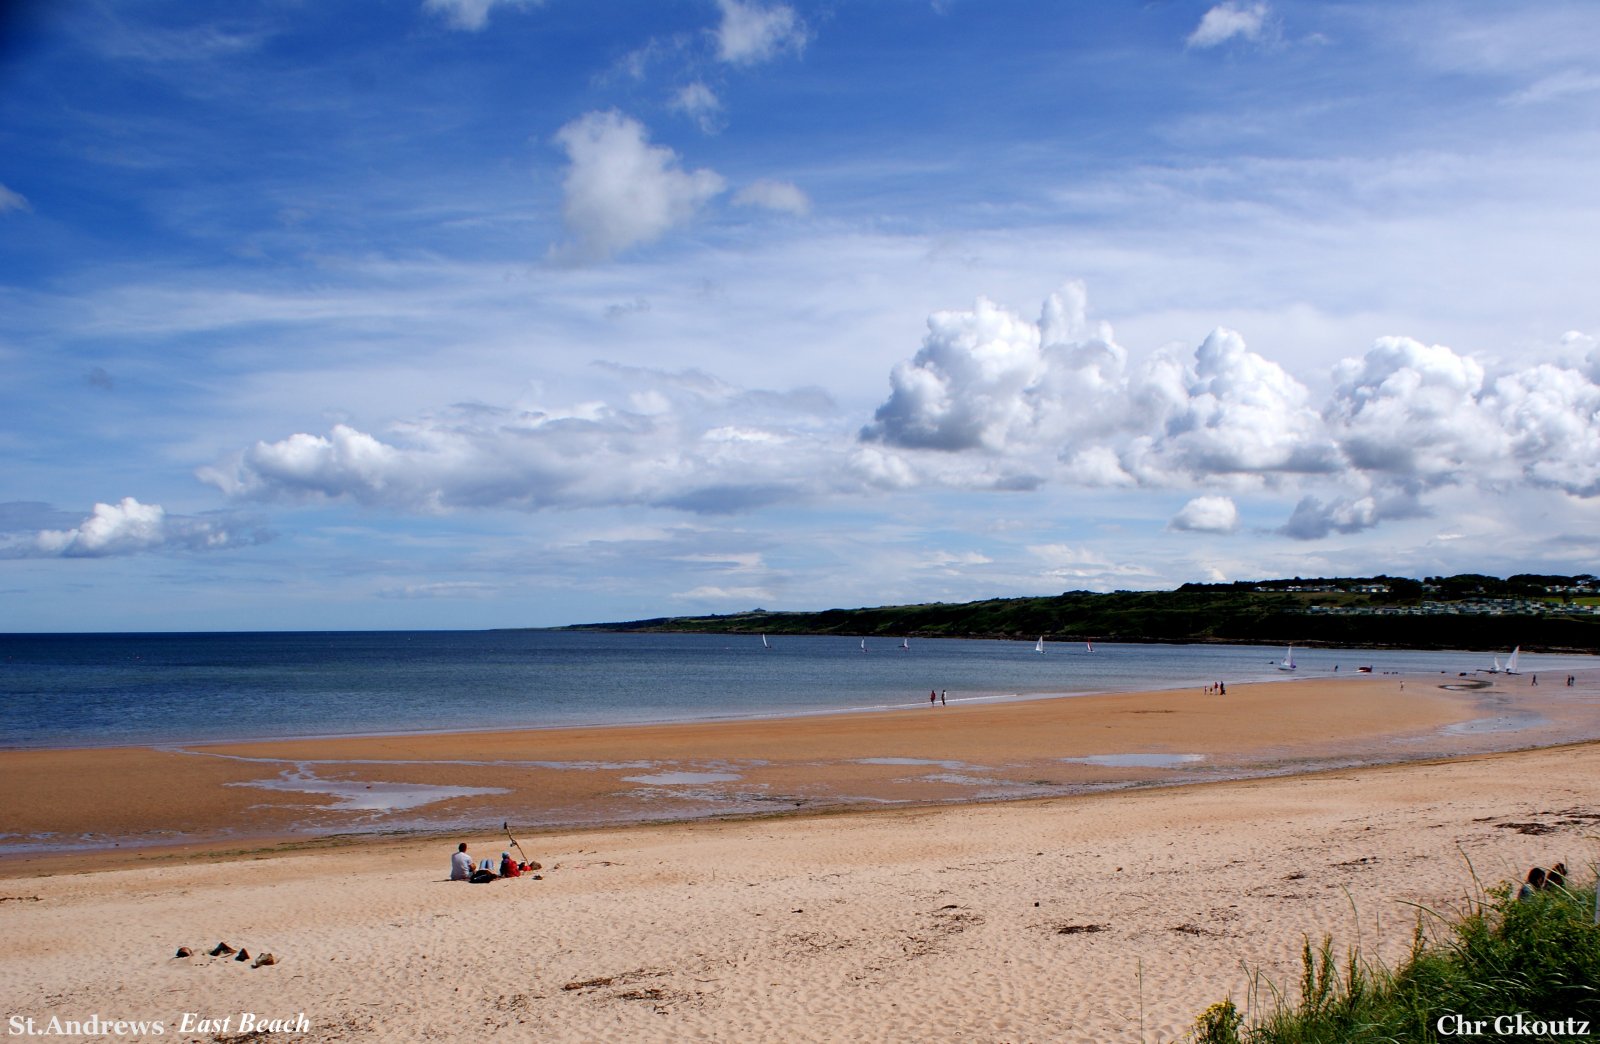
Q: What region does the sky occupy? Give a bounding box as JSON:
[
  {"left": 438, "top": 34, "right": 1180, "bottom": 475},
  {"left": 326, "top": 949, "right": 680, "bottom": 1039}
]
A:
[{"left": 3, "top": 0, "right": 1599, "bottom": 632}]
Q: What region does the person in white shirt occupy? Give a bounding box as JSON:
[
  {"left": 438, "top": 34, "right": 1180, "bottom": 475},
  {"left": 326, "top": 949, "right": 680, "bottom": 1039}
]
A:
[{"left": 450, "top": 842, "right": 474, "bottom": 881}]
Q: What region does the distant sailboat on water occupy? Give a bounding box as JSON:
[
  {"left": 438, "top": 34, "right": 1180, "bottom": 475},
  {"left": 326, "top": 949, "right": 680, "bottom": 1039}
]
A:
[
  {"left": 1277, "top": 644, "right": 1297, "bottom": 671},
  {"left": 860, "top": 638, "right": 867, "bottom": 653},
  {"left": 1085, "top": 641, "right": 1093, "bottom": 653},
  {"left": 1484, "top": 646, "right": 1520, "bottom": 674},
  {"left": 900, "top": 638, "right": 910, "bottom": 651},
  {"left": 1035, "top": 636, "right": 1045, "bottom": 654},
  {"left": 761, "top": 634, "right": 771, "bottom": 650}
]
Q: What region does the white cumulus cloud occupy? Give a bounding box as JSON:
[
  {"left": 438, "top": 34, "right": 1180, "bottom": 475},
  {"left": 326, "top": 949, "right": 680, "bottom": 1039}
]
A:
[
  {"left": 1, "top": 498, "right": 266, "bottom": 558},
  {"left": 1490, "top": 361, "right": 1600, "bottom": 497},
  {"left": 862, "top": 286, "right": 1334, "bottom": 485},
  {"left": 552, "top": 111, "right": 726, "bottom": 262},
  {"left": 714, "top": 0, "right": 808, "bottom": 65},
  {"left": 863, "top": 286, "right": 1600, "bottom": 540},
  {"left": 1187, "top": 2, "right": 1270, "bottom": 49},
  {"left": 1170, "top": 495, "right": 1240, "bottom": 534},
  {"left": 1325, "top": 336, "right": 1498, "bottom": 486}
]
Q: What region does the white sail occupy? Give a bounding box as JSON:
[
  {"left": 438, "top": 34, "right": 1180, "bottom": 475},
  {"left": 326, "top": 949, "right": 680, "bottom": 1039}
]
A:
[
  {"left": 1086, "top": 641, "right": 1093, "bottom": 653},
  {"left": 1035, "top": 636, "right": 1045, "bottom": 653},
  {"left": 1504, "top": 646, "right": 1520, "bottom": 674},
  {"left": 761, "top": 634, "right": 771, "bottom": 650},
  {"left": 1277, "top": 644, "right": 1297, "bottom": 671},
  {"left": 860, "top": 638, "right": 867, "bottom": 653},
  {"left": 900, "top": 638, "right": 909, "bottom": 651}
]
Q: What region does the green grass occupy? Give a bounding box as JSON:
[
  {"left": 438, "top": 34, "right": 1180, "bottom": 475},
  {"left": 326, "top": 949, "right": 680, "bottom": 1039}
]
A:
[{"left": 1191, "top": 876, "right": 1600, "bottom": 1044}]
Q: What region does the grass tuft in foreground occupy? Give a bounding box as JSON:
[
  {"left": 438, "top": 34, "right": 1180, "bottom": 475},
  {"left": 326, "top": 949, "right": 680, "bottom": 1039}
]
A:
[{"left": 1191, "top": 877, "right": 1600, "bottom": 1043}]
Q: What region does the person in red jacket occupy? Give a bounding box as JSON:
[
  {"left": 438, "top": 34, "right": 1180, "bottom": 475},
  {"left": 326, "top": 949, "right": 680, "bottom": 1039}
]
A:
[{"left": 499, "top": 851, "right": 521, "bottom": 878}]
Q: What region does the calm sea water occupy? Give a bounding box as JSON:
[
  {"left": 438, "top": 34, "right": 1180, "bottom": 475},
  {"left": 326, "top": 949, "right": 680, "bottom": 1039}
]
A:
[{"left": 1, "top": 630, "right": 1593, "bottom": 749}]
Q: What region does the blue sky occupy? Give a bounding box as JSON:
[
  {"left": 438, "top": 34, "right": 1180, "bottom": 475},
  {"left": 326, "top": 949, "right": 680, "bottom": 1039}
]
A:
[{"left": 3, "top": 0, "right": 1599, "bottom": 632}]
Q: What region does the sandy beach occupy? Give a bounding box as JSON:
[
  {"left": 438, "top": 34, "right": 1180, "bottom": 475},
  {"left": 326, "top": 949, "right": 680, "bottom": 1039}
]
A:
[
  {"left": 2, "top": 673, "right": 1598, "bottom": 1041},
  {"left": 6, "top": 669, "right": 1598, "bottom": 862}
]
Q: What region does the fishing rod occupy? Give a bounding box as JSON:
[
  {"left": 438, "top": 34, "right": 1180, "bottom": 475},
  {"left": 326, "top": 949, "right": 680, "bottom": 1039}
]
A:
[{"left": 503, "top": 821, "right": 532, "bottom": 867}]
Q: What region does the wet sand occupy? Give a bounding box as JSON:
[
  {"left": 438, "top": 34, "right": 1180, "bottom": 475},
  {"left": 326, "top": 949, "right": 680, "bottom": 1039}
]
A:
[{"left": 4, "top": 670, "right": 1598, "bottom": 872}]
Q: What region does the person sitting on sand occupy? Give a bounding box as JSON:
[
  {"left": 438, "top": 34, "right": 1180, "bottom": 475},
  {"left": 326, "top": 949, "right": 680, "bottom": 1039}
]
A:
[
  {"left": 1546, "top": 862, "right": 1567, "bottom": 889},
  {"left": 451, "top": 842, "right": 474, "bottom": 881},
  {"left": 500, "top": 851, "right": 521, "bottom": 878},
  {"left": 1517, "top": 866, "right": 1546, "bottom": 900}
]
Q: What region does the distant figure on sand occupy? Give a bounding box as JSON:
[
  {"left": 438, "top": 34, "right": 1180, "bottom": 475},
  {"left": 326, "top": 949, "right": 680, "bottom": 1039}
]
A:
[
  {"left": 499, "top": 852, "right": 521, "bottom": 878},
  {"left": 940, "top": 689, "right": 947, "bottom": 706},
  {"left": 451, "top": 842, "right": 473, "bottom": 881},
  {"left": 1518, "top": 866, "right": 1547, "bottom": 900}
]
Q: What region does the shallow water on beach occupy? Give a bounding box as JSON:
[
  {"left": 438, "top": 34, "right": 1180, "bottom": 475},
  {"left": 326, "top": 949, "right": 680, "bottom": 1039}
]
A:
[
  {"left": 3, "top": 629, "right": 1595, "bottom": 749},
  {"left": 228, "top": 768, "right": 509, "bottom": 812},
  {"left": 1064, "top": 753, "right": 1207, "bottom": 768}
]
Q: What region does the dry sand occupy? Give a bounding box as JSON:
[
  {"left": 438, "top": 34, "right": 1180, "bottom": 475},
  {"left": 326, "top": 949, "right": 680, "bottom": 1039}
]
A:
[{"left": 2, "top": 674, "right": 1598, "bottom": 1042}]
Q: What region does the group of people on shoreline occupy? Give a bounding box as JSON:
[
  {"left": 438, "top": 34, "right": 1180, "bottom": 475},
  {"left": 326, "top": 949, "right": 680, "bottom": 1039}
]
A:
[{"left": 449, "top": 842, "right": 540, "bottom": 883}]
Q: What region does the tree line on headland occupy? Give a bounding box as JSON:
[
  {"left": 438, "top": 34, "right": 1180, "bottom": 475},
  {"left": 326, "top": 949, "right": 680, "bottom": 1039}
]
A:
[{"left": 570, "top": 573, "right": 1600, "bottom": 653}]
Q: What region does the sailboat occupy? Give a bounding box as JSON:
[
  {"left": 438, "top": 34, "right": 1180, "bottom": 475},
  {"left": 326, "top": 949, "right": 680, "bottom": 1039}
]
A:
[
  {"left": 1034, "top": 636, "right": 1045, "bottom": 654},
  {"left": 761, "top": 634, "right": 771, "bottom": 650},
  {"left": 900, "top": 638, "right": 910, "bottom": 651},
  {"left": 860, "top": 638, "right": 867, "bottom": 653},
  {"left": 1484, "top": 646, "right": 1520, "bottom": 674},
  {"left": 1085, "top": 641, "right": 1093, "bottom": 653},
  {"left": 1277, "top": 644, "right": 1297, "bottom": 671}
]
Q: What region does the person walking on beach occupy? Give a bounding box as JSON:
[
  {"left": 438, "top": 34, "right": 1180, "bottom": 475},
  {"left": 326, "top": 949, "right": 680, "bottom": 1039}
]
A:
[{"left": 930, "top": 689, "right": 937, "bottom": 706}]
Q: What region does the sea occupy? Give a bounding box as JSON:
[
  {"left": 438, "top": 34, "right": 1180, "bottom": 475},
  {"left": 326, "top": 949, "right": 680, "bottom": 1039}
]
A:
[{"left": 3, "top": 630, "right": 1595, "bottom": 750}]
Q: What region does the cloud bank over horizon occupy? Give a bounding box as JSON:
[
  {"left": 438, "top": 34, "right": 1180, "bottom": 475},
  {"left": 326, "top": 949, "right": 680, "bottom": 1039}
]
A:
[
  {"left": 861, "top": 288, "right": 1600, "bottom": 527},
  {"left": 189, "top": 283, "right": 1600, "bottom": 552}
]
